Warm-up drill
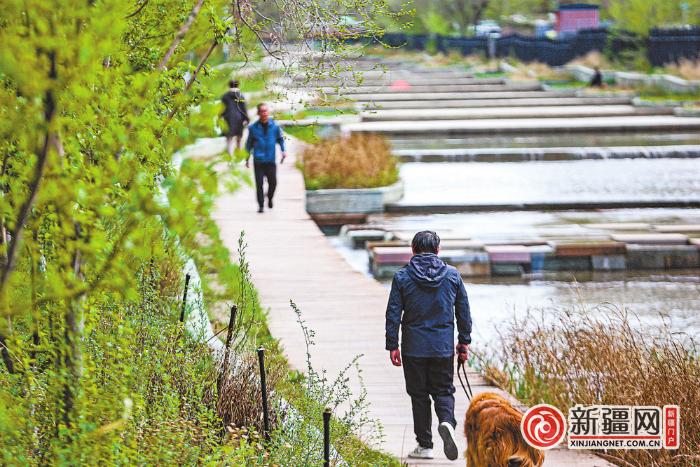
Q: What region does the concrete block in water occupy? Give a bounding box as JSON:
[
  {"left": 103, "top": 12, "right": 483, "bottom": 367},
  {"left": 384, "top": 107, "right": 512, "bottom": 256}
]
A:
[
  {"left": 439, "top": 249, "right": 490, "bottom": 277},
  {"left": 626, "top": 244, "right": 700, "bottom": 269},
  {"left": 528, "top": 245, "right": 555, "bottom": 272},
  {"left": 548, "top": 240, "right": 626, "bottom": 257},
  {"left": 491, "top": 263, "right": 525, "bottom": 276},
  {"left": 370, "top": 246, "right": 413, "bottom": 265},
  {"left": 592, "top": 255, "right": 627, "bottom": 271},
  {"left": 612, "top": 233, "right": 688, "bottom": 245},
  {"left": 485, "top": 245, "right": 531, "bottom": 263},
  {"left": 543, "top": 256, "right": 592, "bottom": 271},
  {"left": 371, "top": 263, "right": 403, "bottom": 279},
  {"left": 305, "top": 180, "right": 404, "bottom": 214},
  {"left": 346, "top": 229, "right": 388, "bottom": 249}
]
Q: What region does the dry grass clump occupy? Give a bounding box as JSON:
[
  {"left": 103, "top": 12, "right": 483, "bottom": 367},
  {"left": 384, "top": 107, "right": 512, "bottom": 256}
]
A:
[
  {"left": 570, "top": 51, "right": 611, "bottom": 69},
  {"left": 217, "top": 352, "right": 285, "bottom": 433},
  {"left": 665, "top": 59, "right": 700, "bottom": 81},
  {"left": 478, "top": 304, "right": 700, "bottom": 466},
  {"left": 509, "top": 61, "right": 563, "bottom": 81},
  {"left": 300, "top": 133, "right": 399, "bottom": 189}
]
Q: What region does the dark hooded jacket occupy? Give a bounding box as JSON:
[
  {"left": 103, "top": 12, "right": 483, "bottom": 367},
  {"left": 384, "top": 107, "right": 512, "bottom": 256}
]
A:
[{"left": 385, "top": 253, "right": 472, "bottom": 358}]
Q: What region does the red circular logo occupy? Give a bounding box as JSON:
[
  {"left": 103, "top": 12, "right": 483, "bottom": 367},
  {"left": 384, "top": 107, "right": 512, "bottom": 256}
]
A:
[{"left": 521, "top": 404, "right": 567, "bottom": 450}]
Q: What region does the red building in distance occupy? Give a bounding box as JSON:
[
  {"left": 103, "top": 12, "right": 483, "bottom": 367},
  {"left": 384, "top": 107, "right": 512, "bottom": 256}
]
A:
[{"left": 555, "top": 3, "right": 600, "bottom": 36}]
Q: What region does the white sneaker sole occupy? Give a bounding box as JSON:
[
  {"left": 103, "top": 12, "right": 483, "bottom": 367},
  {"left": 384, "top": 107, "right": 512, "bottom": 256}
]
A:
[
  {"left": 407, "top": 453, "right": 434, "bottom": 459},
  {"left": 438, "top": 422, "right": 459, "bottom": 460}
]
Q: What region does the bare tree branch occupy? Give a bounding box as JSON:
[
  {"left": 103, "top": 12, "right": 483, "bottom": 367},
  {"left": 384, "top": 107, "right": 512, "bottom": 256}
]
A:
[
  {"left": 125, "top": 0, "right": 149, "bottom": 19},
  {"left": 158, "top": 0, "right": 206, "bottom": 70}
]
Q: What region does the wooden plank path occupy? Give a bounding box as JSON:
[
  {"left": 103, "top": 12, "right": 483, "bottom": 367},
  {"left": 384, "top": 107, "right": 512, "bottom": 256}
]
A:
[{"left": 205, "top": 137, "right": 610, "bottom": 466}]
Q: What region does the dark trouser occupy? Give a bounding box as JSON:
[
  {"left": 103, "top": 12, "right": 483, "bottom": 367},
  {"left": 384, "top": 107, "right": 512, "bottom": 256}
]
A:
[
  {"left": 253, "top": 162, "right": 277, "bottom": 208},
  {"left": 402, "top": 356, "right": 456, "bottom": 449}
]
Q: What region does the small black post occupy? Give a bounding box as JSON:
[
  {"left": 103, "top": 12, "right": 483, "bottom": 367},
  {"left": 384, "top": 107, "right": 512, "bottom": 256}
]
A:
[
  {"left": 257, "top": 346, "right": 270, "bottom": 440},
  {"left": 179, "top": 273, "right": 191, "bottom": 323},
  {"left": 323, "top": 407, "right": 331, "bottom": 467}
]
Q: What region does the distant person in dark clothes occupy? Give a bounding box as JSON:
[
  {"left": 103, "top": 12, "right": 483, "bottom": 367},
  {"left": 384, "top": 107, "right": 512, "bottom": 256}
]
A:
[
  {"left": 385, "top": 231, "right": 472, "bottom": 461},
  {"left": 590, "top": 66, "right": 603, "bottom": 87},
  {"left": 245, "top": 103, "right": 287, "bottom": 213},
  {"left": 221, "top": 79, "right": 249, "bottom": 157}
]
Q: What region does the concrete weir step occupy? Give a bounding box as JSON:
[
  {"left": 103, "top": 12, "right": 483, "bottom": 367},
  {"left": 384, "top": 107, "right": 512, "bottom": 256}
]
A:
[
  {"left": 392, "top": 145, "right": 700, "bottom": 162},
  {"left": 323, "top": 82, "right": 539, "bottom": 94},
  {"left": 343, "top": 115, "right": 700, "bottom": 137},
  {"left": 385, "top": 200, "right": 700, "bottom": 214},
  {"left": 347, "top": 89, "right": 578, "bottom": 102},
  {"left": 363, "top": 96, "right": 633, "bottom": 109},
  {"left": 362, "top": 105, "right": 672, "bottom": 122},
  {"left": 307, "top": 77, "right": 506, "bottom": 88}
]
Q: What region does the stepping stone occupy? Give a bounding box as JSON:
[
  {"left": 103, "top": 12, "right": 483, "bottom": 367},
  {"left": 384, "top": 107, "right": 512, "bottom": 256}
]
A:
[
  {"left": 485, "top": 245, "right": 531, "bottom": 263},
  {"left": 626, "top": 244, "right": 700, "bottom": 269},
  {"left": 441, "top": 240, "right": 485, "bottom": 250},
  {"left": 491, "top": 263, "right": 525, "bottom": 276},
  {"left": 544, "top": 256, "right": 592, "bottom": 272},
  {"left": 528, "top": 245, "right": 555, "bottom": 272},
  {"left": 548, "top": 240, "right": 626, "bottom": 256},
  {"left": 439, "top": 249, "right": 490, "bottom": 277},
  {"left": 592, "top": 255, "right": 627, "bottom": 271},
  {"left": 370, "top": 246, "right": 413, "bottom": 264},
  {"left": 346, "top": 229, "right": 388, "bottom": 248},
  {"left": 612, "top": 233, "right": 688, "bottom": 245}
]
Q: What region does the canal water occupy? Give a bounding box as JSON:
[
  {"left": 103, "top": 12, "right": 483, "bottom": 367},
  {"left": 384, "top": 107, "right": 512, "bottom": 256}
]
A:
[
  {"left": 397, "top": 159, "right": 700, "bottom": 205},
  {"left": 331, "top": 237, "right": 700, "bottom": 349}
]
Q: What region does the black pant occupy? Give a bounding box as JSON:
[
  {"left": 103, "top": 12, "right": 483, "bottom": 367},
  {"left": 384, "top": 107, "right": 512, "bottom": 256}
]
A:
[
  {"left": 402, "top": 356, "right": 456, "bottom": 449},
  {"left": 253, "top": 162, "right": 277, "bottom": 208}
]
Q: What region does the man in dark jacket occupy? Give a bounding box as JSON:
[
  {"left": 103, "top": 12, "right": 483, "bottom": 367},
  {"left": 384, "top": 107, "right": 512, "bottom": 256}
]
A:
[
  {"left": 385, "top": 231, "right": 472, "bottom": 461},
  {"left": 221, "top": 79, "right": 249, "bottom": 157},
  {"left": 245, "top": 103, "right": 287, "bottom": 213}
]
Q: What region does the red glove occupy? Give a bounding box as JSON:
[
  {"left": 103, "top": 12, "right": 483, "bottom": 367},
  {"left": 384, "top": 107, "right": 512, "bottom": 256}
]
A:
[
  {"left": 456, "top": 344, "right": 469, "bottom": 363},
  {"left": 389, "top": 349, "right": 402, "bottom": 367}
]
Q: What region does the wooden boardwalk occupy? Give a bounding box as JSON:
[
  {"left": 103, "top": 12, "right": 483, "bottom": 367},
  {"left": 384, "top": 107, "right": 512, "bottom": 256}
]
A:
[{"left": 207, "top": 137, "right": 610, "bottom": 466}]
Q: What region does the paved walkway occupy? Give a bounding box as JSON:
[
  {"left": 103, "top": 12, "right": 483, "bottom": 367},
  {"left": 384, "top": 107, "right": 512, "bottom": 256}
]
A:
[{"left": 208, "top": 137, "right": 610, "bottom": 466}]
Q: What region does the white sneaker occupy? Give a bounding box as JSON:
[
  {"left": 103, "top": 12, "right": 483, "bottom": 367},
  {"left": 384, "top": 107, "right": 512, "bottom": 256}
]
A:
[
  {"left": 438, "top": 422, "right": 459, "bottom": 460},
  {"left": 407, "top": 444, "right": 434, "bottom": 459}
]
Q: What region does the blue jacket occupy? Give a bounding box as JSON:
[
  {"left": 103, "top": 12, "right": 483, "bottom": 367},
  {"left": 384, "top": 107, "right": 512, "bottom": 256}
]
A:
[
  {"left": 245, "top": 119, "right": 286, "bottom": 163},
  {"left": 385, "top": 253, "right": 472, "bottom": 358}
]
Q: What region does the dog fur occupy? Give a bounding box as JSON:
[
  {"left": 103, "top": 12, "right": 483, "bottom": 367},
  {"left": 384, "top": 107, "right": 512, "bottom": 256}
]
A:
[{"left": 464, "top": 392, "right": 545, "bottom": 467}]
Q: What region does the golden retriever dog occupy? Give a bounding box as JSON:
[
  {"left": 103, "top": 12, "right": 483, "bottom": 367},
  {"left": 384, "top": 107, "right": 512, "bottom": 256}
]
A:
[{"left": 464, "top": 392, "right": 545, "bottom": 467}]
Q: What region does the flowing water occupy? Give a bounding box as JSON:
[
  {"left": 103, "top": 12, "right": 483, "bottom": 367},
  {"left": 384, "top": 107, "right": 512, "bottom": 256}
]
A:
[
  {"left": 331, "top": 237, "right": 700, "bottom": 348},
  {"left": 397, "top": 159, "right": 700, "bottom": 205}
]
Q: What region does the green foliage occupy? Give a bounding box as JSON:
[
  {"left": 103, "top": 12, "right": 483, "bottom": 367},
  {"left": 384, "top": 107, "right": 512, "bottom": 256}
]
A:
[
  {"left": 1, "top": 0, "right": 407, "bottom": 463},
  {"left": 284, "top": 125, "right": 323, "bottom": 144}
]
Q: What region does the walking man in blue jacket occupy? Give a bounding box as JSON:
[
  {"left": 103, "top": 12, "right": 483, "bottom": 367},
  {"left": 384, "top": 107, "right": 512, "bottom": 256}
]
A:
[
  {"left": 245, "top": 103, "right": 287, "bottom": 213},
  {"left": 385, "top": 231, "right": 472, "bottom": 461}
]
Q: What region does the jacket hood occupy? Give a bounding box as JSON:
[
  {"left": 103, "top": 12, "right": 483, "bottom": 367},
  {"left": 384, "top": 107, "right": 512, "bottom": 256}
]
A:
[{"left": 407, "top": 253, "right": 448, "bottom": 288}]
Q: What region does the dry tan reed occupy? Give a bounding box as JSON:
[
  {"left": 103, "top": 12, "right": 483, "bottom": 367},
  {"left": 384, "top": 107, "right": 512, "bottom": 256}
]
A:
[
  {"left": 300, "top": 133, "right": 398, "bottom": 189},
  {"left": 478, "top": 304, "right": 700, "bottom": 466},
  {"left": 217, "top": 351, "right": 285, "bottom": 433},
  {"left": 509, "top": 61, "right": 563, "bottom": 81},
  {"left": 570, "top": 51, "right": 610, "bottom": 69},
  {"left": 665, "top": 59, "right": 700, "bottom": 81}
]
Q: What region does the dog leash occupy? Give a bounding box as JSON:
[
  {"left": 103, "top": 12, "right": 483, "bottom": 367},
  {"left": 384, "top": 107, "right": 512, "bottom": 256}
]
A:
[{"left": 457, "top": 359, "right": 473, "bottom": 401}]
